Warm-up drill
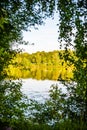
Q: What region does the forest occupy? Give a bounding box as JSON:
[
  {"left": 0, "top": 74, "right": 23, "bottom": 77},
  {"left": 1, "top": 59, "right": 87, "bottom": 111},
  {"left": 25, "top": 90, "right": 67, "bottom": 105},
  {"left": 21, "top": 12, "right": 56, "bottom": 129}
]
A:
[
  {"left": 6, "top": 50, "right": 74, "bottom": 80},
  {"left": 0, "top": 0, "right": 87, "bottom": 130}
]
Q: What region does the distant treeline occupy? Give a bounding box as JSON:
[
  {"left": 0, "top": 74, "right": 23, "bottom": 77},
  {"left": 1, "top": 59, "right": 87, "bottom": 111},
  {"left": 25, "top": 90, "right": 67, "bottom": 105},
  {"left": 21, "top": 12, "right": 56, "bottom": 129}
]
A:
[{"left": 6, "top": 50, "right": 74, "bottom": 80}]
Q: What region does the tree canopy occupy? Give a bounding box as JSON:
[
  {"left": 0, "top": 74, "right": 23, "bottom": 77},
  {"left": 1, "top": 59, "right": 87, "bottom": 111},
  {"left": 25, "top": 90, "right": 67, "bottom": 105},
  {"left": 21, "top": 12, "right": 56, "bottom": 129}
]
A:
[
  {"left": 0, "top": 0, "right": 55, "bottom": 43},
  {"left": 0, "top": 0, "right": 56, "bottom": 79},
  {"left": 0, "top": 0, "right": 56, "bottom": 128},
  {"left": 0, "top": 0, "right": 87, "bottom": 129},
  {"left": 57, "top": 0, "right": 87, "bottom": 122}
]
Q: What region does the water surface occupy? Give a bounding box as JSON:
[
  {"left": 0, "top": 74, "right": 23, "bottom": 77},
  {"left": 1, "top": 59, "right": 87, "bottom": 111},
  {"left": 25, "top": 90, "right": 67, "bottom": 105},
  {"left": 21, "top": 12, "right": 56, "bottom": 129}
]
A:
[{"left": 21, "top": 78, "right": 66, "bottom": 102}]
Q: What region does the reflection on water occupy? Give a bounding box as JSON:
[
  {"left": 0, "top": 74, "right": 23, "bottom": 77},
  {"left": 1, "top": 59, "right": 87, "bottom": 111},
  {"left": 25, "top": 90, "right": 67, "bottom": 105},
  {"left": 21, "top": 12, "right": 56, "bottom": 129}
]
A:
[
  {"left": 8, "top": 66, "right": 71, "bottom": 102},
  {"left": 21, "top": 78, "right": 66, "bottom": 103},
  {"left": 7, "top": 65, "right": 73, "bottom": 81}
]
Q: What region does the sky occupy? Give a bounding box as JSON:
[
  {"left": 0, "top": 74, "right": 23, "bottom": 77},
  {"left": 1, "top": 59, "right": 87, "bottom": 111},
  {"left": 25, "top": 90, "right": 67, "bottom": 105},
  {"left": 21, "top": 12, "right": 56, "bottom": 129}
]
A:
[{"left": 17, "top": 13, "right": 60, "bottom": 54}]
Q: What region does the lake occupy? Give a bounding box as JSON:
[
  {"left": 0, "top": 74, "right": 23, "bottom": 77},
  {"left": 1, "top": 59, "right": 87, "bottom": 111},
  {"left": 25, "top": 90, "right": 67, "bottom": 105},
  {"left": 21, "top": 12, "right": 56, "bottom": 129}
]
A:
[{"left": 21, "top": 78, "right": 67, "bottom": 103}]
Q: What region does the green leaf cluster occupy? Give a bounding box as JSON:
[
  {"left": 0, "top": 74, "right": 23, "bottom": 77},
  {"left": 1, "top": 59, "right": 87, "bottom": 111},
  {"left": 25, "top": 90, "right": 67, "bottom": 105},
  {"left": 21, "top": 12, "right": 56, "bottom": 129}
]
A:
[
  {"left": 0, "top": 0, "right": 56, "bottom": 128},
  {"left": 0, "top": 0, "right": 87, "bottom": 129}
]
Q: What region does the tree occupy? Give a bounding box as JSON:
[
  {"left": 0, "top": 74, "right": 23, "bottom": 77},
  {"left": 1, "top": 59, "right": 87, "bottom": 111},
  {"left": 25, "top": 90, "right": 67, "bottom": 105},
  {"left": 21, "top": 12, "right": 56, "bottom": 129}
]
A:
[
  {"left": 57, "top": 0, "right": 87, "bottom": 122},
  {"left": 0, "top": 0, "right": 56, "bottom": 74},
  {"left": 0, "top": 0, "right": 56, "bottom": 128},
  {"left": 0, "top": 0, "right": 87, "bottom": 128},
  {"left": 25, "top": 0, "right": 87, "bottom": 124}
]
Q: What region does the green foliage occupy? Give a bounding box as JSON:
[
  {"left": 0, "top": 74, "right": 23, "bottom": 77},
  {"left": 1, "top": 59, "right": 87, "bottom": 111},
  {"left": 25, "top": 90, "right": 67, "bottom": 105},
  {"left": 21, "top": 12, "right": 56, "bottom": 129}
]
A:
[
  {"left": 57, "top": 0, "right": 87, "bottom": 122},
  {"left": 13, "top": 120, "right": 52, "bottom": 130},
  {"left": 16, "top": 84, "right": 87, "bottom": 129},
  {"left": 54, "top": 120, "right": 87, "bottom": 130},
  {"left": 0, "top": 0, "right": 87, "bottom": 129},
  {"left": 0, "top": 0, "right": 56, "bottom": 128},
  {"left": 12, "top": 120, "right": 87, "bottom": 130},
  {"left": 0, "top": 80, "right": 28, "bottom": 126},
  {"left": 0, "top": 0, "right": 55, "bottom": 48}
]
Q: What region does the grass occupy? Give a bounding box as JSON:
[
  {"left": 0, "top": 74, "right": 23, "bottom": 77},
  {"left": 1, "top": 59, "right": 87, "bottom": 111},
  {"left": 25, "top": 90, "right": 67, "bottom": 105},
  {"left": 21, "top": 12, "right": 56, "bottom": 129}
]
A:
[{"left": 13, "top": 120, "right": 87, "bottom": 130}]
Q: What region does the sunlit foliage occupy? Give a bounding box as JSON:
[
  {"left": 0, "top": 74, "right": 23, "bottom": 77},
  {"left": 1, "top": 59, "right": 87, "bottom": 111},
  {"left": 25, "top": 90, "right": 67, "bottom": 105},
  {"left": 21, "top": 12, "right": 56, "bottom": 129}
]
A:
[{"left": 6, "top": 50, "right": 74, "bottom": 80}]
